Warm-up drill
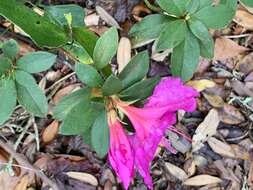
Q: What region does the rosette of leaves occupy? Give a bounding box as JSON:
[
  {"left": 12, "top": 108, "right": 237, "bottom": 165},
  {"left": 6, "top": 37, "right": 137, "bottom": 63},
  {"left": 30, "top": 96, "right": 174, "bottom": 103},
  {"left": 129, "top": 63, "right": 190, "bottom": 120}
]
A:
[
  {"left": 129, "top": 0, "right": 237, "bottom": 81},
  {"left": 53, "top": 27, "right": 160, "bottom": 157},
  {"left": 0, "top": 39, "right": 56, "bottom": 125}
]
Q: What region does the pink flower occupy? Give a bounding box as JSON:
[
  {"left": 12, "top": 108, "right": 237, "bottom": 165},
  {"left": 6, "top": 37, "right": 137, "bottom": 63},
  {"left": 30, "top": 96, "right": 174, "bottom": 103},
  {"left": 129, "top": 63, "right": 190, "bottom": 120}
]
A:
[
  {"left": 113, "top": 77, "right": 198, "bottom": 188},
  {"left": 107, "top": 110, "right": 134, "bottom": 189}
]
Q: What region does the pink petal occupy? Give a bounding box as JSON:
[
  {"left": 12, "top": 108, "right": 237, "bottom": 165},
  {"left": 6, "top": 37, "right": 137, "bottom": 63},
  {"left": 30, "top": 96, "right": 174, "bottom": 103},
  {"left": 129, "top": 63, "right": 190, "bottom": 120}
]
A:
[
  {"left": 108, "top": 118, "right": 134, "bottom": 189},
  {"left": 145, "top": 77, "right": 199, "bottom": 111}
]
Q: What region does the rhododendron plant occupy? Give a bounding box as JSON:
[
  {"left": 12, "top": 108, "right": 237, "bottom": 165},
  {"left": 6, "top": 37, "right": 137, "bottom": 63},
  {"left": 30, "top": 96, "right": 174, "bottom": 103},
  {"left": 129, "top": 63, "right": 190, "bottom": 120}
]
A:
[{"left": 107, "top": 77, "right": 198, "bottom": 189}]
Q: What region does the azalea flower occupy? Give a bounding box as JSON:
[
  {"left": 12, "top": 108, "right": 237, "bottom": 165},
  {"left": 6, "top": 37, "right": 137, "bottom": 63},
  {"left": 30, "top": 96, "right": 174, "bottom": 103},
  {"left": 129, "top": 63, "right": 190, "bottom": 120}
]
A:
[
  {"left": 107, "top": 108, "right": 134, "bottom": 189},
  {"left": 108, "top": 77, "right": 198, "bottom": 189}
]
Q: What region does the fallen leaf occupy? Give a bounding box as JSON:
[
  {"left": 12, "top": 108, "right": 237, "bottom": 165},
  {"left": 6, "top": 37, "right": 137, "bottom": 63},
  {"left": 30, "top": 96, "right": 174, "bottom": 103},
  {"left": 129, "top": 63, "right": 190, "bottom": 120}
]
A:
[
  {"left": 214, "top": 37, "right": 248, "bottom": 61},
  {"left": 52, "top": 84, "right": 81, "bottom": 104},
  {"left": 234, "top": 9, "right": 253, "bottom": 30},
  {"left": 165, "top": 162, "right": 188, "bottom": 181},
  {"left": 117, "top": 37, "right": 131, "bottom": 73},
  {"left": 236, "top": 52, "right": 253, "bottom": 75},
  {"left": 208, "top": 137, "right": 235, "bottom": 158},
  {"left": 84, "top": 13, "right": 100, "bottom": 26},
  {"left": 192, "top": 109, "right": 220, "bottom": 152},
  {"left": 203, "top": 93, "right": 224, "bottom": 108},
  {"left": 42, "top": 120, "right": 59, "bottom": 144},
  {"left": 96, "top": 6, "right": 121, "bottom": 29},
  {"left": 218, "top": 104, "right": 245, "bottom": 125},
  {"left": 231, "top": 80, "right": 253, "bottom": 98},
  {"left": 187, "top": 79, "right": 215, "bottom": 92},
  {"left": 66, "top": 172, "right": 98, "bottom": 186},
  {"left": 183, "top": 175, "right": 222, "bottom": 186},
  {"left": 14, "top": 175, "right": 29, "bottom": 190}
]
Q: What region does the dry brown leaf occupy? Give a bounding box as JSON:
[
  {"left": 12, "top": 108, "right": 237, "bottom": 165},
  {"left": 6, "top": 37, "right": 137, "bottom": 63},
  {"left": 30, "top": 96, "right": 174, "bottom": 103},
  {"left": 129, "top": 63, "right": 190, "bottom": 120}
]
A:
[
  {"left": 96, "top": 6, "right": 121, "bottom": 29},
  {"left": 203, "top": 93, "right": 224, "bottom": 108},
  {"left": 231, "top": 144, "right": 250, "bottom": 160},
  {"left": 218, "top": 104, "right": 245, "bottom": 125},
  {"left": 117, "top": 37, "right": 131, "bottom": 73},
  {"left": 14, "top": 175, "right": 29, "bottom": 190},
  {"left": 214, "top": 37, "right": 248, "bottom": 61},
  {"left": 165, "top": 162, "right": 188, "bottom": 181},
  {"left": 234, "top": 9, "right": 253, "bottom": 30},
  {"left": 186, "top": 79, "right": 215, "bottom": 92},
  {"left": 52, "top": 84, "right": 81, "bottom": 104},
  {"left": 84, "top": 13, "right": 100, "bottom": 26},
  {"left": 66, "top": 172, "right": 98, "bottom": 186},
  {"left": 192, "top": 109, "right": 220, "bottom": 152},
  {"left": 42, "top": 120, "right": 59, "bottom": 144},
  {"left": 183, "top": 175, "right": 222, "bottom": 186},
  {"left": 236, "top": 52, "right": 253, "bottom": 75},
  {"left": 231, "top": 80, "right": 253, "bottom": 98},
  {"left": 208, "top": 137, "right": 235, "bottom": 158}
]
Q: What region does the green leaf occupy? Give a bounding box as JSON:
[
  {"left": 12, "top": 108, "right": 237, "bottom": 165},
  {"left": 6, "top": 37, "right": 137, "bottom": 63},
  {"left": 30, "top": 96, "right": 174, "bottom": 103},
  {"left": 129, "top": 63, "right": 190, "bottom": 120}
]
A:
[
  {"left": 241, "top": 0, "right": 253, "bottom": 7},
  {"left": 0, "top": 0, "right": 69, "bottom": 48},
  {"left": 193, "top": 4, "right": 234, "bottom": 29},
  {"left": 156, "top": 20, "right": 187, "bottom": 51},
  {"left": 118, "top": 51, "right": 149, "bottom": 89},
  {"left": 171, "top": 30, "right": 200, "bottom": 81},
  {"left": 119, "top": 77, "right": 160, "bottom": 101},
  {"left": 15, "top": 70, "right": 48, "bottom": 117},
  {"left": 60, "top": 101, "right": 103, "bottom": 135},
  {"left": 64, "top": 43, "right": 93, "bottom": 64},
  {"left": 2, "top": 39, "right": 19, "bottom": 60},
  {"left": 188, "top": 19, "right": 214, "bottom": 58},
  {"left": 45, "top": 4, "right": 85, "bottom": 27},
  {"left": 0, "top": 57, "right": 12, "bottom": 77},
  {"left": 53, "top": 88, "right": 91, "bottom": 120},
  {"left": 198, "top": 0, "right": 212, "bottom": 9},
  {"left": 91, "top": 109, "right": 109, "bottom": 157},
  {"left": 186, "top": 0, "right": 200, "bottom": 14},
  {"left": 102, "top": 75, "right": 123, "bottom": 96},
  {"left": 198, "top": 35, "right": 214, "bottom": 58},
  {"left": 156, "top": 0, "right": 190, "bottom": 16},
  {"left": 72, "top": 27, "right": 98, "bottom": 57},
  {"left": 0, "top": 78, "right": 16, "bottom": 125},
  {"left": 75, "top": 63, "right": 103, "bottom": 87},
  {"left": 16, "top": 51, "right": 56, "bottom": 73},
  {"left": 129, "top": 14, "right": 174, "bottom": 48},
  {"left": 93, "top": 27, "right": 118, "bottom": 70},
  {"left": 220, "top": 0, "right": 238, "bottom": 10}
]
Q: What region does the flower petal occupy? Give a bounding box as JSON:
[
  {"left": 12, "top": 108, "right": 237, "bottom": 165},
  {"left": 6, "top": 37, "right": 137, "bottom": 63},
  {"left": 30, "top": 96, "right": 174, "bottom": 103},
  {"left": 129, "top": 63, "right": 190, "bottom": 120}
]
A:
[{"left": 108, "top": 118, "right": 134, "bottom": 189}]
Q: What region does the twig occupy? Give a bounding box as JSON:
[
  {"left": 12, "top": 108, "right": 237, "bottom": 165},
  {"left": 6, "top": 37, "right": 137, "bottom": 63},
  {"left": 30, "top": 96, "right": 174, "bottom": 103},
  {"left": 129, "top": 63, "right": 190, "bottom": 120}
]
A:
[
  {"left": 0, "top": 138, "right": 59, "bottom": 190},
  {"left": 31, "top": 117, "right": 40, "bottom": 151},
  {"left": 45, "top": 72, "right": 75, "bottom": 93},
  {"left": 224, "top": 33, "right": 251, "bottom": 39}
]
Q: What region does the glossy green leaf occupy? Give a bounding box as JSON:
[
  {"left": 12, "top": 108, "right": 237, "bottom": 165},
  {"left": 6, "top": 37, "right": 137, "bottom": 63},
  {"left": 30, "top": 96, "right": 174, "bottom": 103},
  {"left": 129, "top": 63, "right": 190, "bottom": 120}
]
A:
[
  {"left": 15, "top": 70, "right": 48, "bottom": 117},
  {"left": 72, "top": 27, "right": 98, "bottom": 57},
  {"left": 241, "top": 0, "right": 253, "bottom": 7},
  {"left": 129, "top": 14, "right": 174, "bottom": 48},
  {"left": 2, "top": 39, "right": 19, "bottom": 60},
  {"left": 186, "top": 0, "right": 200, "bottom": 14},
  {"left": 0, "top": 0, "right": 69, "bottom": 48},
  {"left": 193, "top": 4, "right": 234, "bottom": 29},
  {"left": 198, "top": 35, "right": 214, "bottom": 58},
  {"left": 53, "top": 88, "right": 91, "bottom": 120},
  {"left": 220, "top": 0, "right": 238, "bottom": 10},
  {"left": 102, "top": 75, "right": 123, "bottom": 96},
  {"left": 64, "top": 43, "right": 93, "bottom": 64},
  {"left": 119, "top": 77, "right": 160, "bottom": 101},
  {"left": 198, "top": 0, "right": 212, "bottom": 9},
  {"left": 0, "top": 78, "right": 16, "bottom": 125},
  {"left": 156, "top": 0, "right": 190, "bottom": 16},
  {"left": 60, "top": 101, "right": 103, "bottom": 135},
  {"left": 156, "top": 20, "right": 187, "bottom": 51},
  {"left": 118, "top": 51, "right": 149, "bottom": 89},
  {"left": 45, "top": 4, "right": 85, "bottom": 27},
  {"left": 75, "top": 63, "right": 103, "bottom": 87},
  {"left": 91, "top": 109, "right": 109, "bottom": 157},
  {"left": 0, "top": 57, "right": 12, "bottom": 77},
  {"left": 171, "top": 31, "right": 200, "bottom": 81},
  {"left": 17, "top": 51, "right": 56, "bottom": 73},
  {"left": 93, "top": 27, "right": 118, "bottom": 70}
]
